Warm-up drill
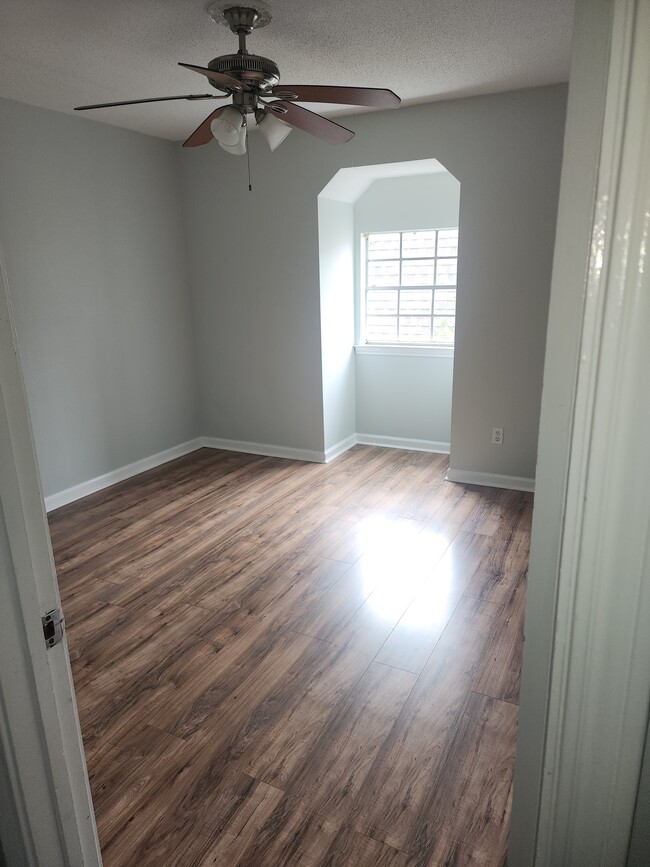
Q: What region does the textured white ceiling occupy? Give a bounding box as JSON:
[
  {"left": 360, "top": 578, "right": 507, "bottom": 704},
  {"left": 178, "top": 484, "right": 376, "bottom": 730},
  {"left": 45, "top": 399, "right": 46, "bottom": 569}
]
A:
[{"left": 0, "top": 0, "right": 575, "bottom": 142}]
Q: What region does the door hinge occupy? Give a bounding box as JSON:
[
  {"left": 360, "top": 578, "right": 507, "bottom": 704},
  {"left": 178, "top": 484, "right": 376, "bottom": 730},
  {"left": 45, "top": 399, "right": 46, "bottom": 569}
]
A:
[{"left": 42, "top": 608, "right": 64, "bottom": 649}]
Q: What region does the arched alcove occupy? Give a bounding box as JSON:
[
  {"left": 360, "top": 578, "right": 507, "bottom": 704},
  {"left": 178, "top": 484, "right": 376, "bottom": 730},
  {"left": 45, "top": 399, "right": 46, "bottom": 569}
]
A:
[{"left": 317, "top": 159, "right": 461, "bottom": 458}]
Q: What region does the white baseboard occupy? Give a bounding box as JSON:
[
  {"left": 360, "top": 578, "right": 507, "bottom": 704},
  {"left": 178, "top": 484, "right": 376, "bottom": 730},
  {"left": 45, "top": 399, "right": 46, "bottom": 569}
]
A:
[
  {"left": 356, "top": 433, "right": 451, "bottom": 454},
  {"left": 44, "top": 436, "right": 534, "bottom": 512},
  {"left": 446, "top": 467, "right": 535, "bottom": 492},
  {"left": 324, "top": 435, "right": 358, "bottom": 463},
  {"left": 201, "top": 436, "right": 325, "bottom": 464},
  {"left": 44, "top": 438, "right": 203, "bottom": 512}
]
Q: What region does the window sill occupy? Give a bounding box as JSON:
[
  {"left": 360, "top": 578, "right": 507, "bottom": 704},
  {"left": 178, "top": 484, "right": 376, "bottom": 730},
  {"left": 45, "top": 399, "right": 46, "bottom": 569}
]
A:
[{"left": 354, "top": 344, "right": 454, "bottom": 358}]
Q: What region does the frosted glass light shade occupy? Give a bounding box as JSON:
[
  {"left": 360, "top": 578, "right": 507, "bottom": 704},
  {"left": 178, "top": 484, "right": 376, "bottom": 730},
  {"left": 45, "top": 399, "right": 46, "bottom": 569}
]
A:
[
  {"left": 210, "top": 106, "right": 243, "bottom": 146},
  {"left": 219, "top": 121, "right": 247, "bottom": 156},
  {"left": 258, "top": 112, "right": 292, "bottom": 151}
]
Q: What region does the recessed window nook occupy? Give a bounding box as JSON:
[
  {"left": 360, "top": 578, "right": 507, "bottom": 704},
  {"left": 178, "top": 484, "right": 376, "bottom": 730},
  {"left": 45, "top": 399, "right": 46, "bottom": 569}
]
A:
[{"left": 317, "top": 159, "right": 461, "bottom": 458}]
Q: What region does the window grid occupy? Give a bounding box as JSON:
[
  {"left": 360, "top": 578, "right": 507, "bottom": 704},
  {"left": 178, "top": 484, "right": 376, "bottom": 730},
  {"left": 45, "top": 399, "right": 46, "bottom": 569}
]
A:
[{"left": 362, "top": 229, "right": 457, "bottom": 346}]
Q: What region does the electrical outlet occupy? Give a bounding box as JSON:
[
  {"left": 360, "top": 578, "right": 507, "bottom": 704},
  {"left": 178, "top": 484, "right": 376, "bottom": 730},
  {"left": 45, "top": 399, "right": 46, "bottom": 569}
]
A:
[{"left": 492, "top": 427, "right": 504, "bottom": 445}]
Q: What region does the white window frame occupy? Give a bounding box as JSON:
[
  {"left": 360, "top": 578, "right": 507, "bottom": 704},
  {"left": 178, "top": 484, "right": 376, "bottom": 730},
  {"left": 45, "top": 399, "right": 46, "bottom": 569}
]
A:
[{"left": 357, "top": 228, "right": 457, "bottom": 356}]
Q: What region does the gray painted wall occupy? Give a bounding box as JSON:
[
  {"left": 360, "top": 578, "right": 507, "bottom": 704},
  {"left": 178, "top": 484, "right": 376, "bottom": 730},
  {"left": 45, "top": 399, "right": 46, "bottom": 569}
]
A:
[
  {"left": 447, "top": 93, "right": 566, "bottom": 480},
  {"left": 0, "top": 85, "right": 565, "bottom": 496},
  {"left": 0, "top": 98, "right": 198, "bottom": 498},
  {"left": 354, "top": 173, "right": 459, "bottom": 445},
  {"left": 179, "top": 128, "right": 329, "bottom": 451},
  {"left": 180, "top": 85, "right": 566, "bottom": 474},
  {"left": 317, "top": 197, "right": 356, "bottom": 451},
  {"left": 355, "top": 354, "right": 454, "bottom": 444}
]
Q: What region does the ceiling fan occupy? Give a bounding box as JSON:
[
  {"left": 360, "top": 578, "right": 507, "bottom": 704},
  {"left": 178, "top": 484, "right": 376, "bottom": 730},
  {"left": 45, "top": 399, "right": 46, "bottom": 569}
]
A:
[{"left": 74, "top": 1, "right": 401, "bottom": 155}]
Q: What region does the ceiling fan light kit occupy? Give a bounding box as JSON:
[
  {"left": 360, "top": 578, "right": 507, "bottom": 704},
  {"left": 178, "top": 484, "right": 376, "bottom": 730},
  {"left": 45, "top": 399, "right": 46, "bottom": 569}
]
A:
[
  {"left": 256, "top": 110, "right": 292, "bottom": 151},
  {"left": 210, "top": 104, "right": 244, "bottom": 146},
  {"left": 218, "top": 121, "right": 247, "bottom": 155},
  {"left": 74, "top": 3, "right": 401, "bottom": 164}
]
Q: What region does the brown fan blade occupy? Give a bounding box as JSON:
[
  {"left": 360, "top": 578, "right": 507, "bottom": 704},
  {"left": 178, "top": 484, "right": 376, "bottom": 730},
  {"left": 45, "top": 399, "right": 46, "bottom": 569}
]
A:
[
  {"left": 182, "top": 107, "right": 229, "bottom": 148},
  {"left": 178, "top": 63, "right": 250, "bottom": 93},
  {"left": 271, "top": 85, "right": 400, "bottom": 109},
  {"left": 265, "top": 101, "right": 354, "bottom": 144},
  {"left": 74, "top": 94, "right": 224, "bottom": 111}
]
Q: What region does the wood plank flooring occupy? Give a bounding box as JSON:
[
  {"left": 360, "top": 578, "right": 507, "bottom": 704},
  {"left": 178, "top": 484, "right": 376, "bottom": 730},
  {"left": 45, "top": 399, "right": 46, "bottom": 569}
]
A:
[{"left": 50, "top": 446, "right": 532, "bottom": 867}]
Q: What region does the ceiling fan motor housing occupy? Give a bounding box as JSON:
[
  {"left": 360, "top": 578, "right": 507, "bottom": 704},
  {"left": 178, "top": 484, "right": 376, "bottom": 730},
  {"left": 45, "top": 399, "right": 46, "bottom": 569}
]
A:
[{"left": 207, "top": 53, "right": 280, "bottom": 92}]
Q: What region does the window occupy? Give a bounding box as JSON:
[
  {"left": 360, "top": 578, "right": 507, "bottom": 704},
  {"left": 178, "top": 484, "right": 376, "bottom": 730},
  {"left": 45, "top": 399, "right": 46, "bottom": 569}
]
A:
[{"left": 361, "top": 229, "right": 458, "bottom": 345}]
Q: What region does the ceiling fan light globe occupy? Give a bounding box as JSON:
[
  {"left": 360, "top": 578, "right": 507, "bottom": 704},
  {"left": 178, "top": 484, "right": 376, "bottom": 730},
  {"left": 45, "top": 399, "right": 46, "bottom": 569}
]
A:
[
  {"left": 219, "top": 122, "right": 247, "bottom": 155},
  {"left": 210, "top": 106, "right": 243, "bottom": 145},
  {"left": 259, "top": 112, "right": 292, "bottom": 152}
]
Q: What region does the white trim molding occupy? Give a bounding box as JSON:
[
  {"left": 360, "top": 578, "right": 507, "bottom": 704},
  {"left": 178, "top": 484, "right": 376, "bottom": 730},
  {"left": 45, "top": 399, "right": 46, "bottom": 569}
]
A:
[
  {"left": 446, "top": 467, "right": 535, "bottom": 492},
  {"left": 43, "top": 435, "right": 541, "bottom": 512},
  {"left": 0, "top": 242, "right": 102, "bottom": 863},
  {"left": 357, "top": 433, "right": 450, "bottom": 454},
  {"left": 508, "top": 2, "right": 618, "bottom": 862},
  {"left": 44, "top": 438, "right": 203, "bottom": 512},
  {"left": 324, "top": 435, "right": 358, "bottom": 463},
  {"left": 201, "top": 436, "right": 326, "bottom": 464},
  {"left": 354, "top": 344, "right": 454, "bottom": 358},
  {"left": 514, "top": 2, "right": 650, "bottom": 864}
]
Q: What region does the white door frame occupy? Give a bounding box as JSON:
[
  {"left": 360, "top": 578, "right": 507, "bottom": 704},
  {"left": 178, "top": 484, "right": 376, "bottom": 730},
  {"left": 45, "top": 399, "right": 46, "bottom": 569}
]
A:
[
  {"left": 511, "top": 0, "right": 650, "bottom": 863},
  {"left": 0, "top": 244, "right": 101, "bottom": 865}
]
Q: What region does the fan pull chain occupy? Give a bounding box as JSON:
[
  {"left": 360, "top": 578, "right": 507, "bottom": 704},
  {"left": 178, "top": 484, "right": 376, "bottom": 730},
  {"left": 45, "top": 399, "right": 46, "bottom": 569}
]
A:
[{"left": 246, "top": 127, "right": 253, "bottom": 192}]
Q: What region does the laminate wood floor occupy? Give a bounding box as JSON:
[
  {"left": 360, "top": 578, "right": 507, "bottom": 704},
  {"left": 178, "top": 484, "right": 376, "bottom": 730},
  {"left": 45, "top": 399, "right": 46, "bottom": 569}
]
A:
[{"left": 50, "top": 446, "right": 532, "bottom": 867}]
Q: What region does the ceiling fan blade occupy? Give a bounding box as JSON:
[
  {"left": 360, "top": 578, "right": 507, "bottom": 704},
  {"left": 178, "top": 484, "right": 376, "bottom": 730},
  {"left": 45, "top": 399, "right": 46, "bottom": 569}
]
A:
[
  {"left": 182, "top": 107, "right": 229, "bottom": 148},
  {"left": 74, "top": 94, "right": 225, "bottom": 111},
  {"left": 265, "top": 101, "right": 354, "bottom": 144},
  {"left": 178, "top": 63, "right": 250, "bottom": 93},
  {"left": 271, "top": 85, "right": 400, "bottom": 109}
]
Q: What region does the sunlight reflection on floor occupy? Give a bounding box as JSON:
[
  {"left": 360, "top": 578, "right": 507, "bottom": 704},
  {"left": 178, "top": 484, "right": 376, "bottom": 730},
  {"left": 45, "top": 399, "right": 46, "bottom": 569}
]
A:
[{"left": 352, "top": 515, "right": 455, "bottom": 624}]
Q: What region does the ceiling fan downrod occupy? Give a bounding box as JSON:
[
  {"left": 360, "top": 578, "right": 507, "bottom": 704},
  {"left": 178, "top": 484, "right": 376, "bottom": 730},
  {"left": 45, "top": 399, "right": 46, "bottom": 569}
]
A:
[{"left": 220, "top": 6, "right": 263, "bottom": 52}]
